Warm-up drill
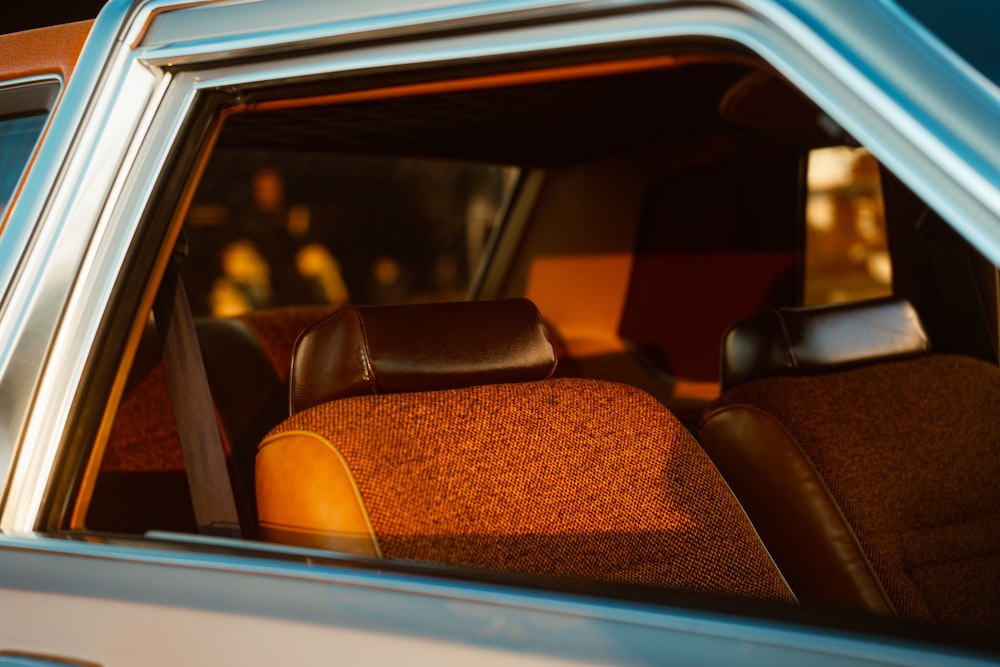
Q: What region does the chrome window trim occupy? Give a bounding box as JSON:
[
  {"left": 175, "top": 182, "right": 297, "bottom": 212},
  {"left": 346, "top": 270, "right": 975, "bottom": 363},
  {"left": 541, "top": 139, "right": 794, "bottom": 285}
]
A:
[
  {"left": 0, "top": 0, "right": 998, "bottom": 533},
  {"left": 140, "top": 0, "right": 606, "bottom": 63},
  {"left": 747, "top": 0, "right": 1000, "bottom": 261},
  {"left": 0, "top": 0, "right": 158, "bottom": 507}
]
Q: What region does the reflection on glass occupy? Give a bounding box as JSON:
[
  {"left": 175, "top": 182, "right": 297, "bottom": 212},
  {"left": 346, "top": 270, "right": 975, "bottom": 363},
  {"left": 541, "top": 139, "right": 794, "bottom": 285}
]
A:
[
  {"left": 183, "top": 151, "right": 518, "bottom": 316},
  {"left": 0, "top": 113, "right": 47, "bottom": 218}
]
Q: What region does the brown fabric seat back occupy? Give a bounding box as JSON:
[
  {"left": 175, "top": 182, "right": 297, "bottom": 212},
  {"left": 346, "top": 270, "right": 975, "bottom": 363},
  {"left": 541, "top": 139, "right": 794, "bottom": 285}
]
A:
[
  {"left": 89, "top": 306, "right": 334, "bottom": 534},
  {"left": 256, "top": 300, "right": 794, "bottom": 601},
  {"left": 701, "top": 298, "right": 1000, "bottom": 630}
]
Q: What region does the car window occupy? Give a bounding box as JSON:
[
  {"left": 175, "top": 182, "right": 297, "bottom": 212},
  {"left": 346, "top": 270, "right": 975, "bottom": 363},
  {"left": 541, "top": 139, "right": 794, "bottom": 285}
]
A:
[
  {"left": 183, "top": 149, "right": 518, "bottom": 316},
  {"left": 52, "top": 14, "right": 1000, "bottom": 651},
  {"left": 82, "top": 55, "right": 885, "bottom": 523},
  {"left": 804, "top": 146, "right": 891, "bottom": 305},
  {"left": 0, "top": 79, "right": 59, "bottom": 219}
]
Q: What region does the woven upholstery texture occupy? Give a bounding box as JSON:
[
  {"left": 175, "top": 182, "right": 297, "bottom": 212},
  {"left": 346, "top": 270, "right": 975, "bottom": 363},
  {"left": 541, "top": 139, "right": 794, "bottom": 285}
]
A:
[
  {"left": 710, "top": 354, "right": 1000, "bottom": 629},
  {"left": 264, "top": 377, "right": 792, "bottom": 601},
  {"left": 90, "top": 307, "right": 331, "bottom": 532},
  {"left": 239, "top": 305, "right": 334, "bottom": 382}
]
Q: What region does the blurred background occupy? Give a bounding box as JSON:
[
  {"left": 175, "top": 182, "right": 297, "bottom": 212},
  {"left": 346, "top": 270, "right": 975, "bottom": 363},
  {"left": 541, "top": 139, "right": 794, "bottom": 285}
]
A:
[{"left": 5, "top": 1, "right": 107, "bottom": 33}]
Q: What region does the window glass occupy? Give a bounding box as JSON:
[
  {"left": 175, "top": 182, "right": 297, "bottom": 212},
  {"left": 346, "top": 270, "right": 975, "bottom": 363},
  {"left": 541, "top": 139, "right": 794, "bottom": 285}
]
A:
[
  {"left": 76, "top": 46, "right": 998, "bottom": 651},
  {"left": 804, "top": 146, "right": 892, "bottom": 305},
  {"left": 0, "top": 113, "right": 47, "bottom": 217},
  {"left": 182, "top": 148, "right": 517, "bottom": 316}
]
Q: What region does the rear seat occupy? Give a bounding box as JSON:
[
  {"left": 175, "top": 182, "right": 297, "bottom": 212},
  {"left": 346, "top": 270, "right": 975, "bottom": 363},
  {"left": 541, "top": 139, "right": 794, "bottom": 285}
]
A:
[
  {"left": 546, "top": 325, "right": 715, "bottom": 433},
  {"left": 86, "top": 306, "right": 333, "bottom": 535},
  {"left": 699, "top": 297, "right": 1000, "bottom": 630}
]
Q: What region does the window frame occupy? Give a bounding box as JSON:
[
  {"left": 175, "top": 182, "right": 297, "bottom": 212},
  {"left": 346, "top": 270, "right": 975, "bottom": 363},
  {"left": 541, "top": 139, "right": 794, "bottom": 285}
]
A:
[{"left": 0, "top": 4, "right": 995, "bottom": 646}]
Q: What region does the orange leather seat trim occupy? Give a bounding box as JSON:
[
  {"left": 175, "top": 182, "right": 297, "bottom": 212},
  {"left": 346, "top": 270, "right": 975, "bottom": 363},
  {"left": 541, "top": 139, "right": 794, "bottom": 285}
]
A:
[{"left": 256, "top": 430, "right": 381, "bottom": 558}]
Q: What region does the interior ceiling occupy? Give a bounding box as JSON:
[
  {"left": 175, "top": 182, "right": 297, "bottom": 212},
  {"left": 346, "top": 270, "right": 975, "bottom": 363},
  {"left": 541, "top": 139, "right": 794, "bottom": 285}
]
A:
[{"left": 216, "top": 62, "right": 824, "bottom": 167}]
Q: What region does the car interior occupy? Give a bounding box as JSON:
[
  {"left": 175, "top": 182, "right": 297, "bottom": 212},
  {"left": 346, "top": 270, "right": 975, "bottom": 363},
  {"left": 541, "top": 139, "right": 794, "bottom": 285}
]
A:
[{"left": 63, "top": 42, "right": 1000, "bottom": 636}]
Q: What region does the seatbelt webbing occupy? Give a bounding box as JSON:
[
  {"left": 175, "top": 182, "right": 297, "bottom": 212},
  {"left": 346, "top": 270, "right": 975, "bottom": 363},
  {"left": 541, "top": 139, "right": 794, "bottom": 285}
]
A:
[{"left": 153, "top": 249, "right": 241, "bottom": 538}]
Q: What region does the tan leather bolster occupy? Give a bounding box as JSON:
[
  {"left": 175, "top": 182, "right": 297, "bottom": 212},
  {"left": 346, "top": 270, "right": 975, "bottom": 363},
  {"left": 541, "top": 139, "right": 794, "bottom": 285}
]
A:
[{"left": 256, "top": 430, "right": 381, "bottom": 558}]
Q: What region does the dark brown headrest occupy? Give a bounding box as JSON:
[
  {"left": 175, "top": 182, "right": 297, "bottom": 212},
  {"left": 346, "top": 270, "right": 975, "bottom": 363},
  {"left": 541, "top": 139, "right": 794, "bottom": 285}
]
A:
[
  {"left": 289, "top": 298, "right": 556, "bottom": 414},
  {"left": 721, "top": 297, "right": 929, "bottom": 391}
]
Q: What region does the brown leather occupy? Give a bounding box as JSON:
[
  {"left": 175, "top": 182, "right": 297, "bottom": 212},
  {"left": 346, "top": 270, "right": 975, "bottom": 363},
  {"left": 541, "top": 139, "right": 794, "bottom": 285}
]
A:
[
  {"left": 289, "top": 299, "right": 556, "bottom": 414},
  {"left": 721, "top": 297, "right": 929, "bottom": 391},
  {"left": 257, "top": 430, "right": 380, "bottom": 557},
  {"left": 0, "top": 21, "right": 92, "bottom": 83},
  {"left": 705, "top": 354, "right": 1000, "bottom": 629},
  {"left": 699, "top": 404, "right": 895, "bottom": 614}
]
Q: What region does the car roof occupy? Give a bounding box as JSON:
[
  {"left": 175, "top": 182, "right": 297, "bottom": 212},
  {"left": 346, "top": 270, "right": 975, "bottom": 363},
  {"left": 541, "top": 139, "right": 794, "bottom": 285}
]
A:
[{"left": 0, "top": 21, "right": 91, "bottom": 84}]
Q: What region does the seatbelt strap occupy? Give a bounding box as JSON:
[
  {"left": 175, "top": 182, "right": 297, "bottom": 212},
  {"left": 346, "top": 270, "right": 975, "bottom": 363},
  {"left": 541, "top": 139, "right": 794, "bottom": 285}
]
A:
[{"left": 153, "top": 239, "right": 242, "bottom": 538}]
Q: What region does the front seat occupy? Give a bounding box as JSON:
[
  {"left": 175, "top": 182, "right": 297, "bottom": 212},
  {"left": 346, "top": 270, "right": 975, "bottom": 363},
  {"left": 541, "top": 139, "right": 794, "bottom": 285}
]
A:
[
  {"left": 699, "top": 297, "right": 1000, "bottom": 630},
  {"left": 255, "top": 298, "right": 793, "bottom": 601}
]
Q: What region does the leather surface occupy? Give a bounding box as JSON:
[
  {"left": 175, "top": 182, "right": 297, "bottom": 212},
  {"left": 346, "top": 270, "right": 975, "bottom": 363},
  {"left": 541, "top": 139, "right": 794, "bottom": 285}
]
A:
[
  {"left": 699, "top": 404, "right": 895, "bottom": 614},
  {"left": 0, "top": 21, "right": 92, "bottom": 83},
  {"left": 705, "top": 354, "right": 1000, "bottom": 629},
  {"left": 256, "top": 430, "right": 381, "bottom": 557},
  {"left": 721, "top": 297, "right": 929, "bottom": 391},
  {"left": 289, "top": 298, "right": 557, "bottom": 414}
]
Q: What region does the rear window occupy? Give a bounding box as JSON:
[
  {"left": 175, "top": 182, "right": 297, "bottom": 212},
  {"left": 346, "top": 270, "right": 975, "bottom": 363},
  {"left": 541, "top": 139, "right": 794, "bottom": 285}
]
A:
[
  {"left": 183, "top": 148, "right": 518, "bottom": 316},
  {"left": 0, "top": 79, "right": 61, "bottom": 218},
  {"left": 804, "top": 146, "right": 891, "bottom": 305}
]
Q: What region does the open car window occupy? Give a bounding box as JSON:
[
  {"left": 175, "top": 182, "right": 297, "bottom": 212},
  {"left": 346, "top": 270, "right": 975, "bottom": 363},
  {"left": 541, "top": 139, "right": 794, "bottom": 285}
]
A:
[{"left": 23, "top": 5, "right": 995, "bottom": 658}]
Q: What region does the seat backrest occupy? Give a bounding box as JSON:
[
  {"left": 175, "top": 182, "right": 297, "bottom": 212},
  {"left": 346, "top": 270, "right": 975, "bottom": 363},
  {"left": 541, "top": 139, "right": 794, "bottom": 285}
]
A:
[
  {"left": 701, "top": 297, "right": 1000, "bottom": 630},
  {"left": 89, "top": 305, "right": 333, "bottom": 534},
  {"left": 256, "top": 299, "right": 794, "bottom": 601},
  {"left": 719, "top": 296, "right": 929, "bottom": 391}
]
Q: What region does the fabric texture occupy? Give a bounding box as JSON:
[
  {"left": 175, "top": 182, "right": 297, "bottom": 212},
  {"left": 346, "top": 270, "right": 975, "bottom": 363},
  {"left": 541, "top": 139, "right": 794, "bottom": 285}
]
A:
[
  {"left": 263, "top": 377, "right": 792, "bottom": 601},
  {"left": 709, "top": 354, "right": 1000, "bottom": 630},
  {"left": 89, "top": 307, "right": 332, "bottom": 532},
  {"left": 239, "top": 305, "right": 334, "bottom": 383},
  {"left": 88, "top": 345, "right": 195, "bottom": 532}
]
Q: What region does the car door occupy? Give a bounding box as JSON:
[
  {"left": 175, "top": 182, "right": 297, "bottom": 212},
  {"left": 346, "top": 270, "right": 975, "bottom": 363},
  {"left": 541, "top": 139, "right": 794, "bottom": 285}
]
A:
[{"left": 1, "top": 1, "right": 999, "bottom": 665}]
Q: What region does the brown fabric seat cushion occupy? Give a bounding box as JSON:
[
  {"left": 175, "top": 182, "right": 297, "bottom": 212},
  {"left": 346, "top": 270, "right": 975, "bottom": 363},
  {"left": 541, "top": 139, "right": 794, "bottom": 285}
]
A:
[
  {"left": 260, "top": 377, "right": 793, "bottom": 602},
  {"left": 708, "top": 354, "right": 1000, "bottom": 629}
]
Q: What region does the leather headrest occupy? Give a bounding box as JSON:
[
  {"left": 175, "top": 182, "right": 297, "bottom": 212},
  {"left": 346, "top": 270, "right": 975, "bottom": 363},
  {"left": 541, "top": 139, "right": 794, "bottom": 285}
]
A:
[
  {"left": 721, "top": 297, "right": 929, "bottom": 391},
  {"left": 289, "top": 298, "right": 556, "bottom": 414}
]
